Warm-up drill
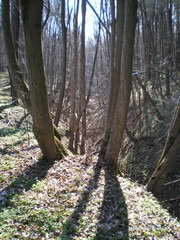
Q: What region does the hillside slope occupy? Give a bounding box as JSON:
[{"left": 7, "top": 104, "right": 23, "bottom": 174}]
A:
[{"left": 0, "top": 73, "right": 179, "bottom": 239}]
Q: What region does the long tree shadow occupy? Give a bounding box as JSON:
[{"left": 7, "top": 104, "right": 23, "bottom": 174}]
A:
[
  {"left": 0, "top": 133, "right": 27, "bottom": 156},
  {"left": 0, "top": 81, "right": 10, "bottom": 90},
  {"left": 0, "top": 157, "right": 56, "bottom": 212},
  {"left": 60, "top": 157, "right": 129, "bottom": 239},
  {"left": 0, "top": 127, "right": 24, "bottom": 137},
  {"left": 60, "top": 157, "right": 103, "bottom": 238},
  {"left": 0, "top": 101, "right": 17, "bottom": 113},
  {"left": 95, "top": 168, "right": 129, "bottom": 240},
  {"left": 0, "top": 141, "right": 23, "bottom": 155}
]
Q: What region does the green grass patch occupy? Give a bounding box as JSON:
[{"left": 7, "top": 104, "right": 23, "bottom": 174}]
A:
[
  {"left": 0, "top": 195, "right": 65, "bottom": 240},
  {"left": 31, "top": 180, "right": 47, "bottom": 192}
]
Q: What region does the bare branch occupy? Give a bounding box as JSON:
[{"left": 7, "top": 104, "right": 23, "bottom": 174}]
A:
[{"left": 86, "top": 0, "right": 110, "bottom": 35}]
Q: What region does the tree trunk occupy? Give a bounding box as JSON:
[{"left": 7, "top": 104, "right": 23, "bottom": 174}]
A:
[
  {"left": 54, "top": 0, "right": 67, "bottom": 126},
  {"left": 69, "top": 0, "right": 80, "bottom": 153},
  {"left": 10, "top": 0, "right": 19, "bottom": 104},
  {"left": 103, "top": 0, "right": 138, "bottom": 171},
  {"left": 102, "top": 0, "right": 125, "bottom": 149},
  {"left": 79, "top": 0, "right": 86, "bottom": 155}
]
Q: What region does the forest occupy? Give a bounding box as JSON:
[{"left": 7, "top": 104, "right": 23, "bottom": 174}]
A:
[{"left": 0, "top": 0, "right": 180, "bottom": 239}]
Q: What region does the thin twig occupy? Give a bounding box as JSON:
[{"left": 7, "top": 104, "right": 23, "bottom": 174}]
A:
[{"left": 163, "top": 178, "right": 180, "bottom": 186}]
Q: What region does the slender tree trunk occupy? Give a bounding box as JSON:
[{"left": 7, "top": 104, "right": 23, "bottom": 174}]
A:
[
  {"left": 69, "top": 0, "right": 80, "bottom": 153},
  {"left": 10, "top": 0, "right": 19, "bottom": 103},
  {"left": 79, "top": 0, "right": 86, "bottom": 154},
  {"left": 54, "top": 0, "right": 67, "bottom": 126},
  {"left": 164, "top": 0, "right": 173, "bottom": 97}
]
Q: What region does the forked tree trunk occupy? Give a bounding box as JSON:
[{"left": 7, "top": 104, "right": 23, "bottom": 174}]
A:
[
  {"left": 104, "top": 0, "right": 138, "bottom": 171},
  {"left": 102, "top": 0, "right": 125, "bottom": 149},
  {"left": 147, "top": 97, "right": 180, "bottom": 193}
]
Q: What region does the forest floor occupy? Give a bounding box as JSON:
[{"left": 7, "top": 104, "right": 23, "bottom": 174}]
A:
[{"left": 0, "top": 72, "right": 180, "bottom": 240}]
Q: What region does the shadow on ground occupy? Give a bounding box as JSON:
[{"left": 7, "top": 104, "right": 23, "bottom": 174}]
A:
[
  {"left": 60, "top": 157, "right": 129, "bottom": 239},
  {"left": 95, "top": 168, "right": 128, "bottom": 240},
  {"left": 0, "top": 127, "right": 24, "bottom": 137},
  {"left": 0, "top": 157, "right": 55, "bottom": 212},
  {"left": 0, "top": 101, "right": 16, "bottom": 113},
  {"left": 0, "top": 139, "right": 25, "bottom": 155}
]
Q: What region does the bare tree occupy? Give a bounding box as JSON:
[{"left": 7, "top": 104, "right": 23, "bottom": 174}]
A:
[
  {"left": 103, "top": 0, "right": 125, "bottom": 149},
  {"left": 69, "top": 0, "right": 80, "bottom": 153},
  {"left": 9, "top": 0, "right": 19, "bottom": 103},
  {"left": 54, "top": 0, "right": 67, "bottom": 126},
  {"left": 79, "top": 0, "right": 86, "bottom": 154}
]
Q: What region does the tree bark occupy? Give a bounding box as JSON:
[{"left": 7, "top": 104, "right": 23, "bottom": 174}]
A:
[
  {"left": 54, "top": 0, "right": 67, "bottom": 126},
  {"left": 102, "top": 0, "right": 125, "bottom": 149},
  {"left": 103, "top": 0, "right": 138, "bottom": 171},
  {"left": 10, "top": 0, "right": 20, "bottom": 103},
  {"left": 79, "top": 0, "right": 86, "bottom": 155},
  {"left": 69, "top": 0, "right": 80, "bottom": 153}
]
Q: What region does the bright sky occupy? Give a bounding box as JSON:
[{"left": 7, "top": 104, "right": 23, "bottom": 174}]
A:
[{"left": 85, "top": 0, "right": 100, "bottom": 39}]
